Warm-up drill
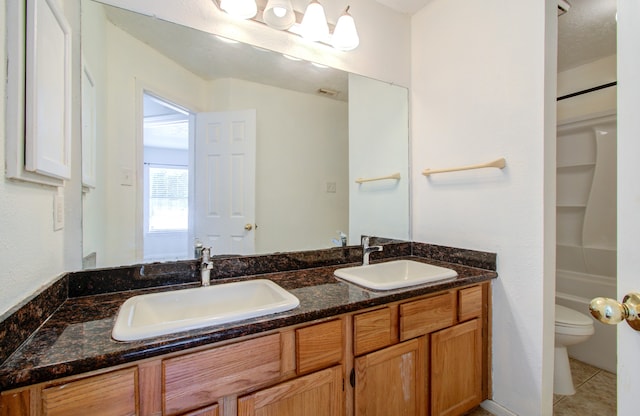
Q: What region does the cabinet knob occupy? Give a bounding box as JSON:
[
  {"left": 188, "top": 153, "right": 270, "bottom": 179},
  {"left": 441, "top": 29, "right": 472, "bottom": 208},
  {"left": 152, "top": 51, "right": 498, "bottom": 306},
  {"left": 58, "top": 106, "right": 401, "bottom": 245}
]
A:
[
  {"left": 589, "top": 293, "right": 640, "bottom": 331},
  {"left": 244, "top": 223, "right": 254, "bottom": 231}
]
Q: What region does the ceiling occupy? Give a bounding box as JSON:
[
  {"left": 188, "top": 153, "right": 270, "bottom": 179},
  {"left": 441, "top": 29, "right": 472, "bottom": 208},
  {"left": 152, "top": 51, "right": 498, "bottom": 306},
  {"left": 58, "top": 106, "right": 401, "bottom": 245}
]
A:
[
  {"left": 376, "top": 0, "right": 617, "bottom": 73},
  {"left": 103, "top": 0, "right": 617, "bottom": 109},
  {"left": 556, "top": 0, "right": 617, "bottom": 72},
  {"left": 103, "top": 5, "right": 349, "bottom": 103},
  {"left": 375, "top": 0, "right": 431, "bottom": 14}
]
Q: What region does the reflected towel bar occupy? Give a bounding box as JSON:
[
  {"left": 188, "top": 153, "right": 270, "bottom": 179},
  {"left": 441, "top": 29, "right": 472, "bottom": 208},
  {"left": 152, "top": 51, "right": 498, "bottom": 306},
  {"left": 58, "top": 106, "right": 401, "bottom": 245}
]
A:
[
  {"left": 422, "top": 158, "right": 506, "bottom": 176},
  {"left": 355, "top": 172, "right": 401, "bottom": 184}
]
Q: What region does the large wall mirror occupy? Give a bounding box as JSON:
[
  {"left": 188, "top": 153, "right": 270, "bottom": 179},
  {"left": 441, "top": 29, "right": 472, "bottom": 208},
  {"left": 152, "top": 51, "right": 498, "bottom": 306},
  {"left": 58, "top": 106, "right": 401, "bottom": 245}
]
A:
[{"left": 81, "top": 0, "right": 410, "bottom": 269}]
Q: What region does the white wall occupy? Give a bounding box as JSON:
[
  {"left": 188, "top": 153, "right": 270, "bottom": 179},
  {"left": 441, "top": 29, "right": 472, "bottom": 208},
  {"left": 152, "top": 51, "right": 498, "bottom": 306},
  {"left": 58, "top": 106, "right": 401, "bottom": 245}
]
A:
[
  {"left": 349, "top": 73, "right": 410, "bottom": 245},
  {"left": 0, "top": 0, "right": 83, "bottom": 317},
  {"left": 103, "top": 20, "right": 208, "bottom": 266},
  {"left": 81, "top": 0, "right": 109, "bottom": 266},
  {"left": 411, "top": 1, "right": 557, "bottom": 414},
  {"left": 208, "top": 78, "right": 349, "bottom": 253},
  {"left": 557, "top": 55, "right": 616, "bottom": 123}
]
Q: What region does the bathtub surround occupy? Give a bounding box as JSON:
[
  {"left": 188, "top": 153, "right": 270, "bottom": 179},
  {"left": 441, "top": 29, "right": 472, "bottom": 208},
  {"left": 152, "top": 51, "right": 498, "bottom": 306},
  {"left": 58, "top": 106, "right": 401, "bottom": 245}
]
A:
[
  {"left": 0, "top": 241, "right": 496, "bottom": 391},
  {"left": 556, "top": 54, "right": 617, "bottom": 373}
]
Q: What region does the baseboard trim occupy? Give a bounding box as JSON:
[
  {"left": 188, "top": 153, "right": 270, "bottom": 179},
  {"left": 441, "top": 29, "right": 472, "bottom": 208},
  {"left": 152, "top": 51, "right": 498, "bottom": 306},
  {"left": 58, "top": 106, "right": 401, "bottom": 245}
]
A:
[{"left": 480, "top": 400, "right": 519, "bottom": 416}]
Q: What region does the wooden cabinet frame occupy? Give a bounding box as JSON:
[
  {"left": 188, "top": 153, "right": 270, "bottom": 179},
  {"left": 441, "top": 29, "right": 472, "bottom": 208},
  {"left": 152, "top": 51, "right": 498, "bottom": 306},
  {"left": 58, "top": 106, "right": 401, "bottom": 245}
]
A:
[{"left": 0, "top": 282, "right": 491, "bottom": 416}]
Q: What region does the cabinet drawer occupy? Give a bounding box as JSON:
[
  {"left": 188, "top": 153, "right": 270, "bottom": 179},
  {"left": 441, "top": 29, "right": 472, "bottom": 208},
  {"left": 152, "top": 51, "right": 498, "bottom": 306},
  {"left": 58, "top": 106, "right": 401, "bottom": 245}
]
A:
[
  {"left": 458, "top": 285, "right": 483, "bottom": 322},
  {"left": 354, "top": 306, "right": 397, "bottom": 356},
  {"left": 400, "top": 292, "right": 455, "bottom": 340},
  {"left": 42, "top": 368, "right": 137, "bottom": 416},
  {"left": 296, "top": 319, "right": 343, "bottom": 375},
  {"left": 163, "top": 333, "right": 281, "bottom": 415}
]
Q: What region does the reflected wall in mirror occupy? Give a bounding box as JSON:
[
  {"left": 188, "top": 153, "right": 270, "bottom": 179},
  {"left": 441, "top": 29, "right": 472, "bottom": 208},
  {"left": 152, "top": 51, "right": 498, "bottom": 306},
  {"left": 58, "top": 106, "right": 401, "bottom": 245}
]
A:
[{"left": 81, "top": 0, "right": 409, "bottom": 269}]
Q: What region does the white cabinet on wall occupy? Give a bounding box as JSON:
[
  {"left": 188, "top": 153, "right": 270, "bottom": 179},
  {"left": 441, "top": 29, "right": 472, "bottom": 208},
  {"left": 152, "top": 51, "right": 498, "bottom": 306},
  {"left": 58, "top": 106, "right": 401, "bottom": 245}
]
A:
[{"left": 5, "top": 0, "right": 72, "bottom": 186}]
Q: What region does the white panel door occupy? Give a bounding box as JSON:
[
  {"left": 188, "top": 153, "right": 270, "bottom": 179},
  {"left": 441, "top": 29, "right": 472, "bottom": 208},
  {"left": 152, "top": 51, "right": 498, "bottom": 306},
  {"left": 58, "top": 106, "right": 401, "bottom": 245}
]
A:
[
  {"left": 195, "top": 110, "right": 256, "bottom": 255},
  {"left": 617, "top": 1, "right": 640, "bottom": 414}
]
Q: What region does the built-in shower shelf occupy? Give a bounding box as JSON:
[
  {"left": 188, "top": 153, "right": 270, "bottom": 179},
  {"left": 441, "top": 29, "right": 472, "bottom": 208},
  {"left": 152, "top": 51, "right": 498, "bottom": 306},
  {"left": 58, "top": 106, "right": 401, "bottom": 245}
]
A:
[
  {"left": 557, "top": 162, "right": 595, "bottom": 170},
  {"left": 557, "top": 204, "right": 587, "bottom": 209}
]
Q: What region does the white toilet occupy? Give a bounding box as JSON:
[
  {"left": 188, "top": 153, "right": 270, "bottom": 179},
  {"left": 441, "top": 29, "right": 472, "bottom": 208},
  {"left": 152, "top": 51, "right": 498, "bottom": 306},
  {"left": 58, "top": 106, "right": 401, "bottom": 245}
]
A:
[{"left": 554, "top": 304, "right": 595, "bottom": 395}]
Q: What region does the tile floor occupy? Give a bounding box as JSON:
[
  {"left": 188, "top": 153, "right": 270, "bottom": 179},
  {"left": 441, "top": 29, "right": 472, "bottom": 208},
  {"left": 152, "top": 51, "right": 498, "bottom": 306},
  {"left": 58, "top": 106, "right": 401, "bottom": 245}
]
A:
[{"left": 464, "top": 358, "right": 616, "bottom": 415}]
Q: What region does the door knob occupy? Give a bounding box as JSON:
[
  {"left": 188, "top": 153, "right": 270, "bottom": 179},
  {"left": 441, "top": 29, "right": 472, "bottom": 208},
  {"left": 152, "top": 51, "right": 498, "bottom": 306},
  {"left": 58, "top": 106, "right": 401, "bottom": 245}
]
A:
[
  {"left": 589, "top": 293, "right": 640, "bottom": 331},
  {"left": 244, "top": 223, "right": 253, "bottom": 231}
]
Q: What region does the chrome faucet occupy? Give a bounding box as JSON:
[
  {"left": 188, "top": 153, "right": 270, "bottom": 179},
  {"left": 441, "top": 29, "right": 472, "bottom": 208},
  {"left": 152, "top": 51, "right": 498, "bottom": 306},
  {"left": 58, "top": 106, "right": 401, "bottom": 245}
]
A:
[
  {"left": 362, "top": 236, "right": 383, "bottom": 265},
  {"left": 200, "top": 247, "right": 214, "bottom": 286}
]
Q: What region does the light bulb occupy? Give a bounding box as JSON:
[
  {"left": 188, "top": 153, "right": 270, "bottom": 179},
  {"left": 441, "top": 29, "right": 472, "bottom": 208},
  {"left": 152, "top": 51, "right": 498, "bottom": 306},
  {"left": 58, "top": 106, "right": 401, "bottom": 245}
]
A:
[
  {"left": 300, "top": 0, "right": 329, "bottom": 42},
  {"left": 221, "top": 0, "right": 257, "bottom": 19},
  {"left": 331, "top": 7, "right": 359, "bottom": 51},
  {"left": 263, "top": 0, "right": 295, "bottom": 30}
]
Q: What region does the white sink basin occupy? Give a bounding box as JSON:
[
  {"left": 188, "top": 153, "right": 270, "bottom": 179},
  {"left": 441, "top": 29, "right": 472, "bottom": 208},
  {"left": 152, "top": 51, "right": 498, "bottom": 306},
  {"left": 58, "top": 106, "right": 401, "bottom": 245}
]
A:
[
  {"left": 112, "top": 279, "right": 299, "bottom": 341},
  {"left": 334, "top": 260, "right": 457, "bottom": 290}
]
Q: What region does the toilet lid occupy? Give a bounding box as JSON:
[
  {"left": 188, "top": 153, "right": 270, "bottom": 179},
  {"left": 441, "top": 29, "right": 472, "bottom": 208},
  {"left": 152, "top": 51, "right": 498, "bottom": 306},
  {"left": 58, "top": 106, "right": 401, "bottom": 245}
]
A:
[{"left": 556, "top": 304, "right": 593, "bottom": 326}]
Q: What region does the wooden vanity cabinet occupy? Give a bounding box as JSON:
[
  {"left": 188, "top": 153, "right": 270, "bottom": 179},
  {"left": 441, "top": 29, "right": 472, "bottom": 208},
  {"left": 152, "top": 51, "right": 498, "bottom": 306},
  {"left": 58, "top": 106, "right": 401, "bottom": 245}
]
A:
[
  {"left": 354, "top": 338, "right": 426, "bottom": 416},
  {"left": 41, "top": 368, "right": 138, "bottom": 416},
  {"left": 163, "top": 333, "right": 283, "bottom": 415},
  {"left": 428, "top": 284, "right": 487, "bottom": 416},
  {"left": 0, "top": 282, "right": 491, "bottom": 416},
  {"left": 430, "top": 319, "right": 482, "bottom": 416},
  {"left": 235, "top": 320, "right": 345, "bottom": 416},
  {"left": 353, "top": 306, "right": 397, "bottom": 356},
  {"left": 238, "top": 365, "right": 343, "bottom": 416},
  {"left": 0, "top": 368, "right": 139, "bottom": 416},
  {"left": 178, "top": 404, "right": 219, "bottom": 416},
  {"left": 295, "top": 319, "right": 343, "bottom": 375},
  {"left": 353, "top": 283, "right": 489, "bottom": 416}
]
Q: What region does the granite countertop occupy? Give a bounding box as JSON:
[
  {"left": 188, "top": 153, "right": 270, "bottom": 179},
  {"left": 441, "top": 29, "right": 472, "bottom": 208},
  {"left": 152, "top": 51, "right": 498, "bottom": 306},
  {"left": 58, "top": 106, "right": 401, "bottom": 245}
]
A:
[{"left": 0, "top": 250, "right": 497, "bottom": 392}]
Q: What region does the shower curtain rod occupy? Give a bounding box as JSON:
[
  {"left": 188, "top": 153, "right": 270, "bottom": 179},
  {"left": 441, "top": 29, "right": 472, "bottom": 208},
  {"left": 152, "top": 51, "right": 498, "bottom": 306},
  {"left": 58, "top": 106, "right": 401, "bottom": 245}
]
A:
[{"left": 557, "top": 81, "right": 617, "bottom": 101}]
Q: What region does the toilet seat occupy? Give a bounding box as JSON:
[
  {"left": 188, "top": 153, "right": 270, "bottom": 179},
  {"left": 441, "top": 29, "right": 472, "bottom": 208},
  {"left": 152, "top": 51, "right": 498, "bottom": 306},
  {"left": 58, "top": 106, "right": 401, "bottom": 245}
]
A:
[
  {"left": 554, "top": 304, "right": 595, "bottom": 395},
  {"left": 555, "top": 304, "right": 594, "bottom": 335}
]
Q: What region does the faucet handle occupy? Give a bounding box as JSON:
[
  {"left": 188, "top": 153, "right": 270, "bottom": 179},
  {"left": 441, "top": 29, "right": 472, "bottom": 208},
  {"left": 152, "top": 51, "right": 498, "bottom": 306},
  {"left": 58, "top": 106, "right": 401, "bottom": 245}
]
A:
[{"left": 361, "top": 236, "right": 370, "bottom": 246}]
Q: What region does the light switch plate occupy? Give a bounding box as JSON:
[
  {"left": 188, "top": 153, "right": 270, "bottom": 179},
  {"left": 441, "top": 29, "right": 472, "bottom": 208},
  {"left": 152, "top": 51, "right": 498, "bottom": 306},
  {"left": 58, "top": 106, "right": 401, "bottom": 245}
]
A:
[
  {"left": 53, "top": 193, "right": 64, "bottom": 231},
  {"left": 120, "top": 167, "right": 134, "bottom": 186}
]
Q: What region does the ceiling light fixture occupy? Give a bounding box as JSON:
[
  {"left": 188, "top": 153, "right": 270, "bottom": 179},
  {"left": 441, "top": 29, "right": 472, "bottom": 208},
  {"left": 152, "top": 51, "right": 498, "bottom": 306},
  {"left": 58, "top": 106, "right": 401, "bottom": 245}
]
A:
[
  {"left": 213, "top": 0, "right": 360, "bottom": 51},
  {"left": 299, "top": 0, "right": 330, "bottom": 42},
  {"left": 331, "top": 6, "right": 359, "bottom": 51},
  {"left": 263, "top": 0, "right": 295, "bottom": 30},
  {"left": 220, "top": 0, "right": 258, "bottom": 20}
]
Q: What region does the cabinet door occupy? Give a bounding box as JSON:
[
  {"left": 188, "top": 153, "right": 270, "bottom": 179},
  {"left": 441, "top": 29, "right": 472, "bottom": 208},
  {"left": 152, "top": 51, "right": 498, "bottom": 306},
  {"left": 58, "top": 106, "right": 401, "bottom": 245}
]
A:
[
  {"left": 41, "top": 368, "right": 138, "bottom": 416},
  {"left": 163, "top": 334, "right": 281, "bottom": 415},
  {"left": 296, "top": 319, "right": 343, "bottom": 375},
  {"left": 180, "top": 404, "right": 219, "bottom": 416},
  {"left": 238, "top": 365, "right": 342, "bottom": 416},
  {"left": 354, "top": 338, "right": 426, "bottom": 416},
  {"left": 431, "top": 319, "right": 482, "bottom": 416}
]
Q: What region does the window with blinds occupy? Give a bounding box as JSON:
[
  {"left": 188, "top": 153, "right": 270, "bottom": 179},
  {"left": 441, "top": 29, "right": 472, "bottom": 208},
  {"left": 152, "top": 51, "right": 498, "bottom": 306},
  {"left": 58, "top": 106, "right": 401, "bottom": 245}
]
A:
[{"left": 148, "top": 166, "right": 188, "bottom": 232}]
